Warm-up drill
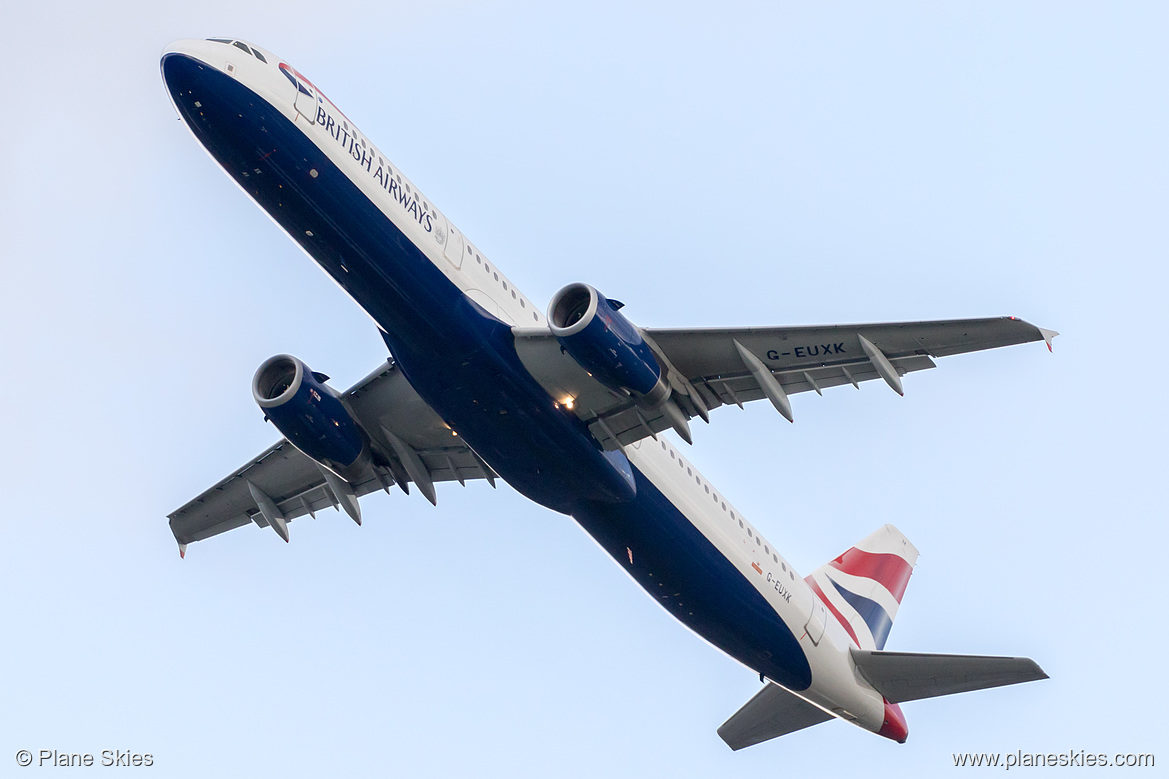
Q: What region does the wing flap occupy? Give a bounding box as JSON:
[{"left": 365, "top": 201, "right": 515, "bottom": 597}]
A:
[
  {"left": 717, "top": 683, "right": 835, "bottom": 750},
  {"left": 584, "top": 353, "right": 935, "bottom": 451},
  {"left": 851, "top": 649, "right": 1048, "bottom": 703}
]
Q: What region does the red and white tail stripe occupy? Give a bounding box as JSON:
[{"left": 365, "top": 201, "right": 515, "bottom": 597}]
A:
[{"left": 805, "top": 524, "right": 919, "bottom": 650}]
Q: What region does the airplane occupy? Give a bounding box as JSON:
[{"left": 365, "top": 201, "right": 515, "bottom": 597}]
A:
[{"left": 161, "top": 38, "right": 1055, "bottom": 749}]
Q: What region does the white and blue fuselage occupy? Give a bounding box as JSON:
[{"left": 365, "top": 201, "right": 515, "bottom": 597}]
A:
[{"left": 162, "top": 38, "right": 898, "bottom": 737}]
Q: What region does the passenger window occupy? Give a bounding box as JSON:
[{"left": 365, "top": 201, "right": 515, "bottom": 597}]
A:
[
  {"left": 747, "top": 528, "right": 753, "bottom": 538},
  {"left": 772, "top": 554, "right": 778, "bottom": 563},
  {"left": 756, "top": 537, "right": 761, "bottom": 546}
]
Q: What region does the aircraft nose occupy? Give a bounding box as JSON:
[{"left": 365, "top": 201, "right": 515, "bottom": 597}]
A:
[
  {"left": 160, "top": 39, "right": 218, "bottom": 94},
  {"left": 161, "top": 38, "right": 214, "bottom": 64}
]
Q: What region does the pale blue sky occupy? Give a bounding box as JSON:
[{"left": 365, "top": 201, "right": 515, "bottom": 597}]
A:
[{"left": 1, "top": 2, "right": 1165, "bottom": 776}]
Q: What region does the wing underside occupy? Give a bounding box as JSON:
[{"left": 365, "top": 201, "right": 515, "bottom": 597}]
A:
[
  {"left": 167, "top": 360, "right": 496, "bottom": 550},
  {"left": 514, "top": 317, "right": 1055, "bottom": 451}
]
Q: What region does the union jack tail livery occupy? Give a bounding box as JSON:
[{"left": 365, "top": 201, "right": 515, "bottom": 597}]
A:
[
  {"left": 719, "top": 524, "right": 1046, "bottom": 749},
  {"left": 805, "top": 524, "right": 918, "bottom": 651}
]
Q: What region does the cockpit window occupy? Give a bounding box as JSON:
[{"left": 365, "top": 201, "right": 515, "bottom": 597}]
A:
[{"left": 206, "top": 38, "right": 267, "bottom": 63}]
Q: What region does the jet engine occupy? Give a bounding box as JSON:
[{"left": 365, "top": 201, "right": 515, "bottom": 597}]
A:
[
  {"left": 252, "top": 354, "right": 371, "bottom": 482},
  {"left": 547, "top": 283, "right": 670, "bottom": 406}
]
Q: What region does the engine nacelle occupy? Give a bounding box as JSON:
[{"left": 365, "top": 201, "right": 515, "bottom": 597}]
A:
[
  {"left": 253, "top": 354, "right": 370, "bottom": 481},
  {"left": 547, "top": 283, "right": 669, "bottom": 405}
]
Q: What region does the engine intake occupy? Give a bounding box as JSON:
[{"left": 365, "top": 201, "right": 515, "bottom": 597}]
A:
[
  {"left": 253, "top": 355, "right": 370, "bottom": 481},
  {"left": 547, "top": 283, "right": 669, "bottom": 406}
]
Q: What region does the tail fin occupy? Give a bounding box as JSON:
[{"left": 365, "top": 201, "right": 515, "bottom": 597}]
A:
[{"left": 805, "top": 524, "right": 918, "bottom": 651}]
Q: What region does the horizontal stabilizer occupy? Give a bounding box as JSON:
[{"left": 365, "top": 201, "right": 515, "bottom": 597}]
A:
[
  {"left": 717, "top": 683, "right": 834, "bottom": 750},
  {"left": 851, "top": 649, "right": 1048, "bottom": 703}
]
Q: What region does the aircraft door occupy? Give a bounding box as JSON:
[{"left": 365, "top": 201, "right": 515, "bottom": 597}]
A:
[
  {"left": 293, "top": 79, "right": 319, "bottom": 123},
  {"left": 805, "top": 599, "right": 827, "bottom": 645},
  {"left": 440, "top": 217, "right": 465, "bottom": 269}
]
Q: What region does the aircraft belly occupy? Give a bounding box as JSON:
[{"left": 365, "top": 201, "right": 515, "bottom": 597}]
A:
[{"left": 572, "top": 470, "right": 813, "bottom": 691}]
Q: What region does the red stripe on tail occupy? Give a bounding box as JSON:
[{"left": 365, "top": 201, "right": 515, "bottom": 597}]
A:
[{"left": 828, "top": 549, "right": 913, "bottom": 603}]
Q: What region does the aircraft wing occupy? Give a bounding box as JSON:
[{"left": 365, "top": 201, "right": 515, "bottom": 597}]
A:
[
  {"left": 513, "top": 317, "right": 1056, "bottom": 450},
  {"left": 167, "top": 359, "right": 496, "bottom": 552}
]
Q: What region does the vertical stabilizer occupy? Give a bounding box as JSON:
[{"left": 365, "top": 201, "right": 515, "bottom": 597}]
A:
[{"left": 805, "top": 524, "right": 918, "bottom": 650}]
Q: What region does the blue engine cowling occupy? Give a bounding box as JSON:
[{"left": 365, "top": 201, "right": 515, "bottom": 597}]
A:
[
  {"left": 252, "top": 355, "right": 370, "bottom": 481},
  {"left": 547, "top": 283, "right": 670, "bottom": 405}
]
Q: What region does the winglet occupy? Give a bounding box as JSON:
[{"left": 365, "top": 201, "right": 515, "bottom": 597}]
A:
[
  {"left": 179, "top": 543, "right": 188, "bottom": 560},
  {"left": 1038, "top": 327, "right": 1059, "bottom": 352}
]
